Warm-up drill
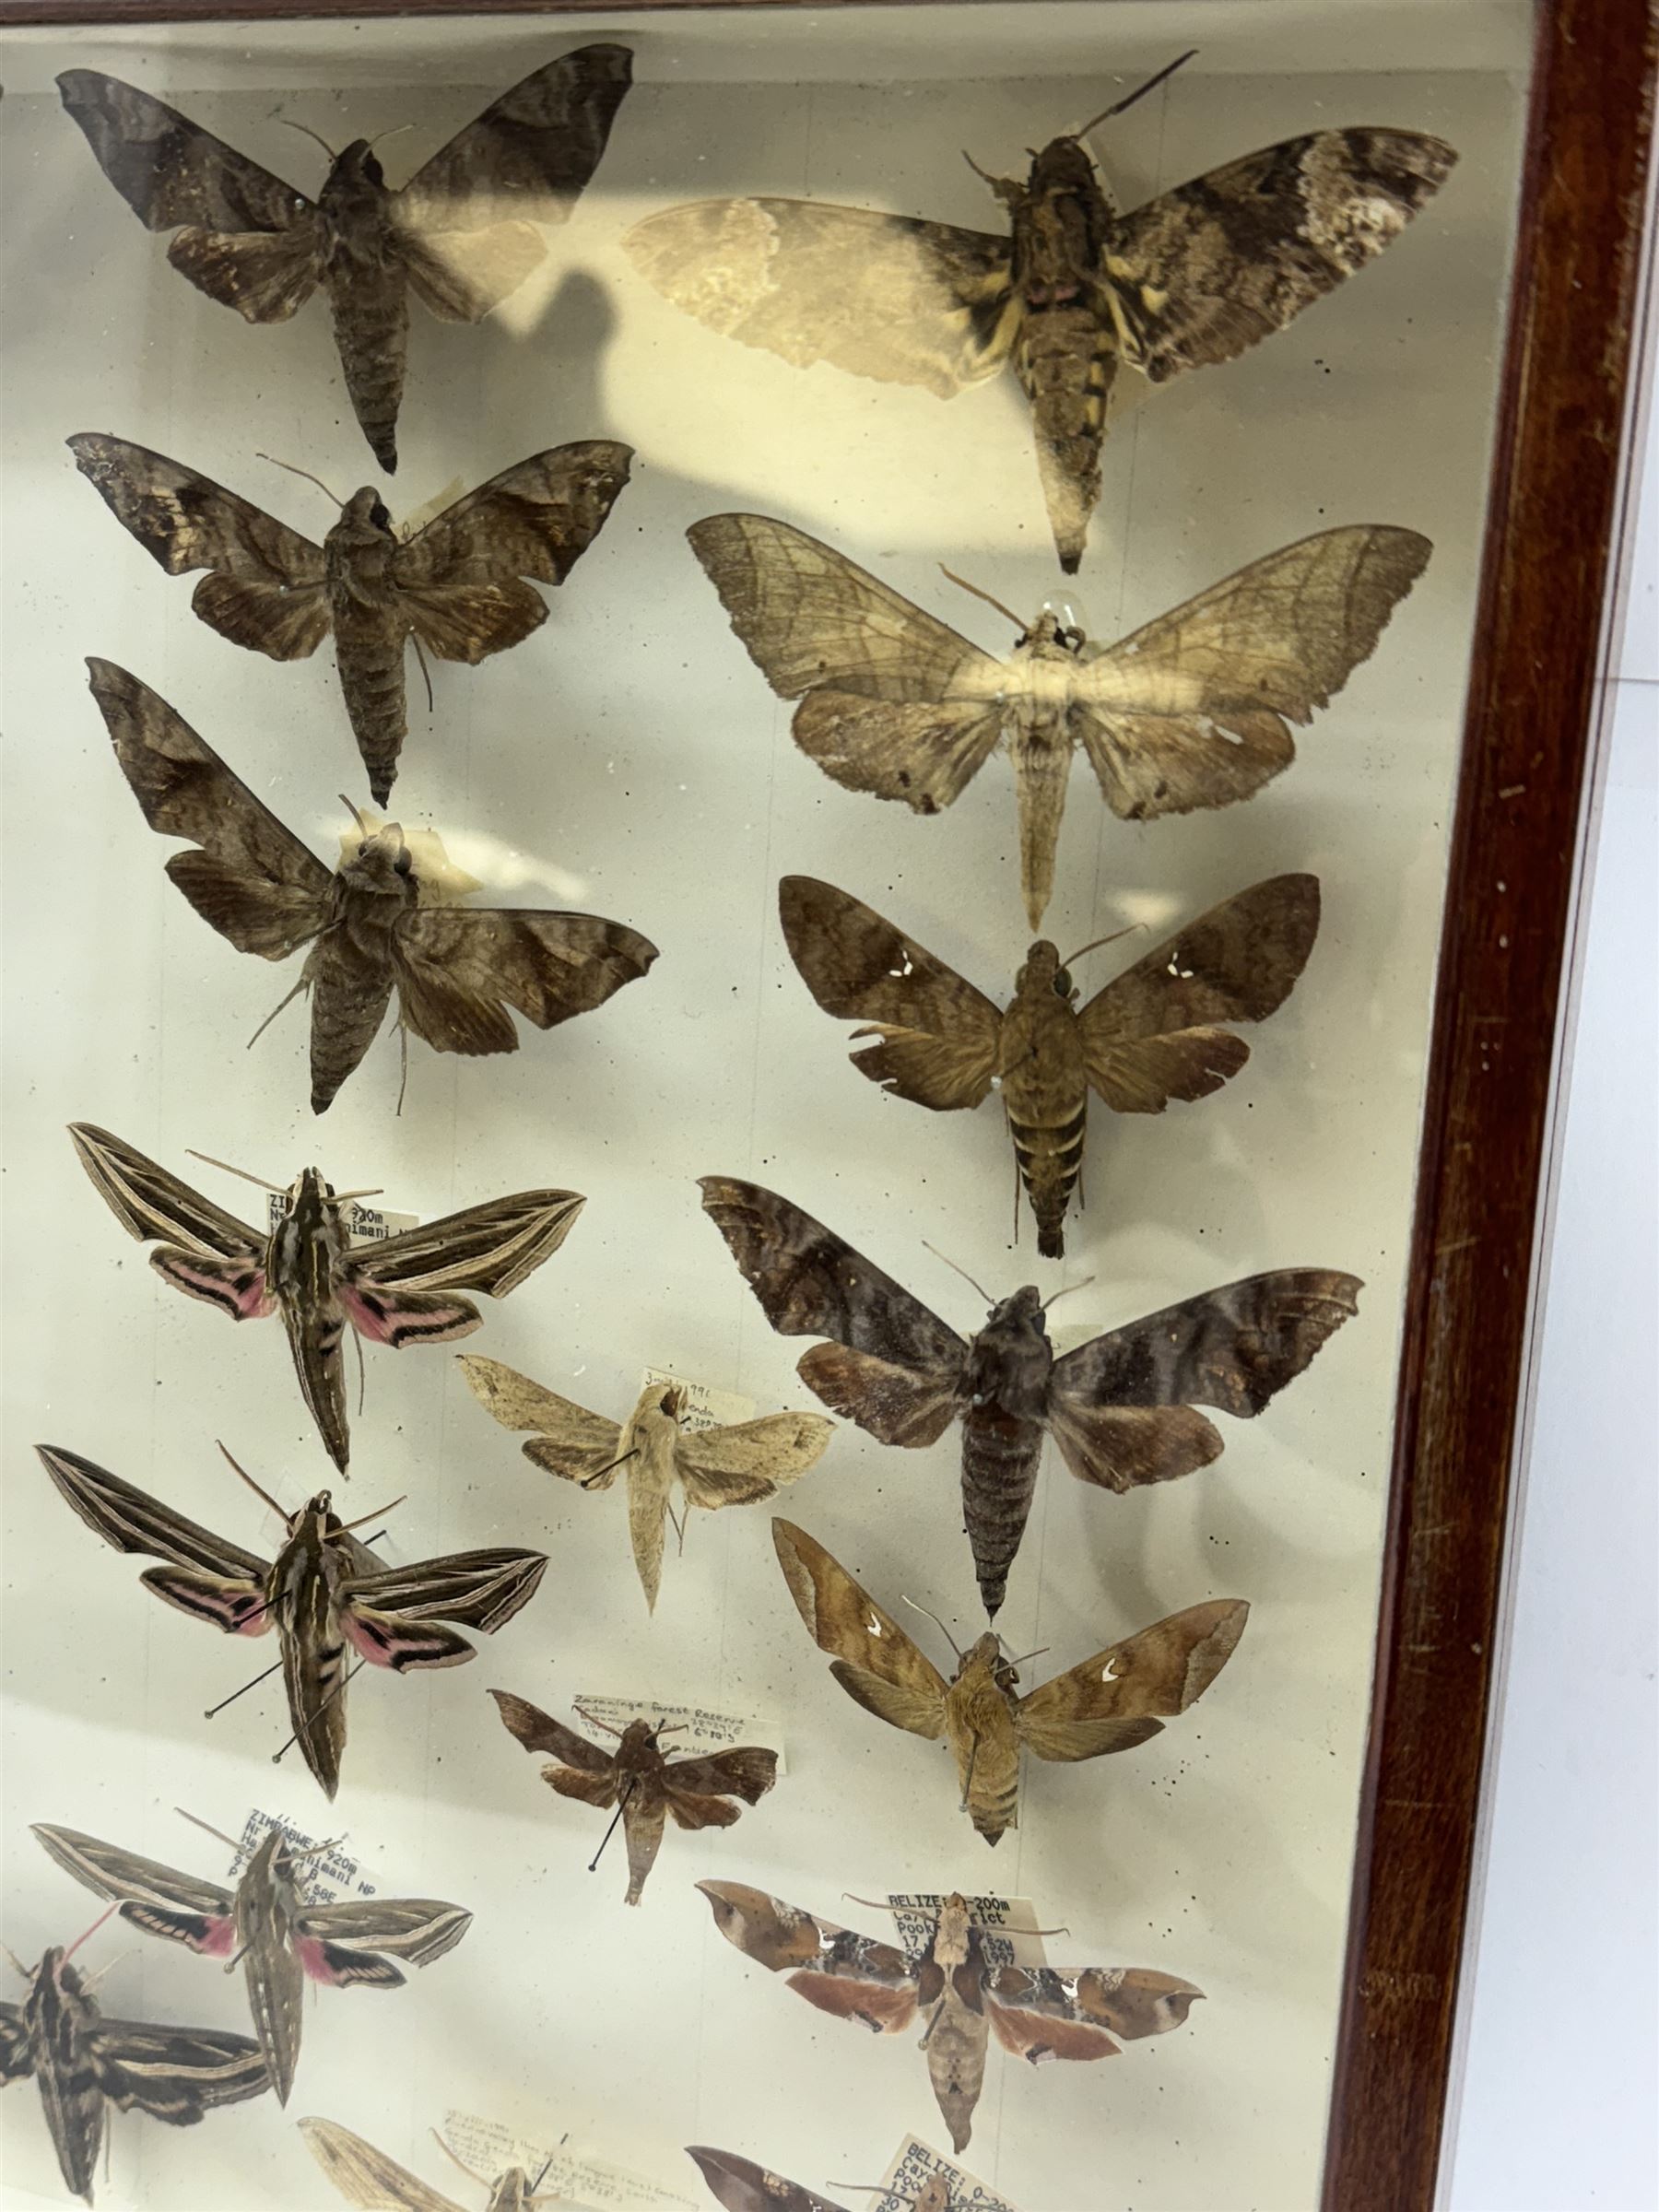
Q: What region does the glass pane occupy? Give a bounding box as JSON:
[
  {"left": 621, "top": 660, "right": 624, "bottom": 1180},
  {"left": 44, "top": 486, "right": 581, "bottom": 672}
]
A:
[{"left": 0, "top": 6, "right": 1536, "bottom": 2208}]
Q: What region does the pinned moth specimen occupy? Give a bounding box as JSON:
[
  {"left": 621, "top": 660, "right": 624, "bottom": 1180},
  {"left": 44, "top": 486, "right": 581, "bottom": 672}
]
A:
[
  {"left": 629, "top": 58, "right": 1454, "bottom": 570},
  {"left": 688, "top": 2148, "right": 952, "bottom": 2212},
  {"left": 700, "top": 1177, "right": 1361, "bottom": 1617},
  {"left": 61, "top": 48, "right": 633, "bottom": 473},
  {"left": 301, "top": 2116, "right": 562, "bottom": 2210},
  {"left": 32, "top": 1820, "right": 469, "bottom": 2106},
  {"left": 68, "top": 1121, "right": 584, "bottom": 1472},
  {"left": 86, "top": 662, "right": 657, "bottom": 1112},
  {"left": 490, "top": 1689, "right": 778, "bottom": 1904},
  {"left": 38, "top": 1442, "right": 548, "bottom": 1798},
  {"left": 780, "top": 872, "right": 1319, "bottom": 1255},
  {"left": 72, "top": 438, "right": 632, "bottom": 804},
  {"left": 699, "top": 1881, "right": 1199, "bottom": 2152},
  {"left": 460, "top": 1355, "right": 833, "bottom": 1611},
  {"left": 773, "top": 1520, "right": 1246, "bottom": 1843},
  {"left": 690, "top": 512, "right": 1429, "bottom": 928},
  {"left": 0, "top": 1915, "right": 268, "bottom": 2205}
]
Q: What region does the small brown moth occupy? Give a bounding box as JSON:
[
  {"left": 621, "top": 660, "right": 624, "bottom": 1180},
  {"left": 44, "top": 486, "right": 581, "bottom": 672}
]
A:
[
  {"left": 86, "top": 662, "right": 657, "bottom": 1112},
  {"left": 61, "top": 49, "right": 633, "bottom": 473},
  {"left": 700, "top": 1176, "right": 1361, "bottom": 1616},
  {"left": 301, "top": 2116, "right": 561, "bottom": 2210},
  {"left": 460, "top": 1355, "right": 833, "bottom": 1611},
  {"left": 68, "top": 1121, "right": 583, "bottom": 1471},
  {"left": 490, "top": 1690, "right": 778, "bottom": 1904},
  {"left": 772, "top": 1519, "right": 1246, "bottom": 1842},
  {"left": 699, "top": 1881, "right": 1199, "bottom": 2152},
  {"left": 39, "top": 1443, "right": 548, "bottom": 1799},
  {"left": 688, "top": 2147, "right": 953, "bottom": 2212},
  {"left": 688, "top": 514, "right": 1428, "bottom": 927},
  {"left": 779, "top": 872, "right": 1319, "bottom": 1254},
  {"left": 0, "top": 1915, "right": 269, "bottom": 2204},
  {"left": 72, "top": 438, "right": 632, "bottom": 803},
  {"left": 627, "top": 59, "right": 1453, "bottom": 568},
  {"left": 32, "top": 1820, "right": 470, "bottom": 2106}
]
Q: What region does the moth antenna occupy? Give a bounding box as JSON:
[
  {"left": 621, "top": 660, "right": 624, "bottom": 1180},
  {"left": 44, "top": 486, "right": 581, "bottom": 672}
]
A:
[
  {"left": 174, "top": 1808, "right": 243, "bottom": 1852},
  {"left": 367, "top": 121, "right": 414, "bottom": 154},
  {"left": 649, "top": 1721, "right": 688, "bottom": 1741},
  {"left": 339, "top": 793, "right": 374, "bottom": 839},
  {"left": 288, "top": 1833, "right": 345, "bottom": 1861},
  {"left": 900, "top": 1593, "right": 964, "bottom": 1663},
  {"left": 923, "top": 1241, "right": 994, "bottom": 1305},
  {"left": 411, "top": 627, "right": 436, "bottom": 714},
  {"left": 939, "top": 565, "right": 1025, "bottom": 630},
  {"left": 1040, "top": 1276, "right": 1096, "bottom": 1312},
  {"left": 327, "top": 1186, "right": 385, "bottom": 1205},
  {"left": 204, "top": 1655, "right": 281, "bottom": 1719},
  {"left": 1075, "top": 48, "right": 1197, "bottom": 137},
  {"left": 79, "top": 1947, "right": 137, "bottom": 1993},
  {"left": 1, "top": 1942, "right": 29, "bottom": 1979},
  {"left": 276, "top": 116, "right": 340, "bottom": 162},
  {"left": 353, "top": 1326, "right": 368, "bottom": 1419},
  {"left": 582, "top": 1446, "right": 640, "bottom": 1489},
  {"left": 255, "top": 448, "right": 345, "bottom": 508},
  {"left": 188, "top": 1147, "right": 283, "bottom": 1193},
  {"left": 272, "top": 1660, "right": 364, "bottom": 1764},
  {"left": 62, "top": 1903, "right": 120, "bottom": 1964},
  {"left": 247, "top": 975, "right": 310, "bottom": 1051},
  {"left": 396, "top": 1016, "right": 410, "bottom": 1118},
  {"left": 217, "top": 1440, "right": 288, "bottom": 1521},
  {"left": 1057, "top": 922, "right": 1142, "bottom": 968},
  {"left": 431, "top": 2130, "right": 491, "bottom": 2188},
  {"left": 336, "top": 1494, "right": 405, "bottom": 1534},
  {"left": 841, "top": 1893, "right": 905, "bottom": 1913},
  {"left": 571, "top": 1704, "right": 624, "bottom": 1739},
  {"left": 1001, "top": 1643, "right": 1050, "bottom": 1668},
  {"left": 527, "top": 2153, "right": 559, "bottom": 2199},
  {"left": 587, "top": 1780, "right": 634, "bottom": 1872}
]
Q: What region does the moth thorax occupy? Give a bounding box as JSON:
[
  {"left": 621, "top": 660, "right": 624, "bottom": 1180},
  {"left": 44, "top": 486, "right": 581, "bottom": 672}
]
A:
[
  {"left": 1030, "top": 135, "right": 1106, "bottom": 193},
  {"left": 933, "top": 1895, "right": 973, "bottom": 1964},
  {"left": 969, "top": 1288, "right": 1053, "bottom": 1411},
  {"left": 1019, "top": 608, "right": 1087, "bottom": 656},
  {"left": 340, "top": 828, "right": 416, "bottom": 900},
  {"left": 954, "top": 1630, "right": 1006, "bottom": 1688},
  {"left": 321, "top": 142, "right": 389, "bottom": 208},
  {"left": 1014, "top": 940, "right": 1067, "bottom": 995},
  {"left": 327, "top": 488, "right": 396, "bottom": 557}
]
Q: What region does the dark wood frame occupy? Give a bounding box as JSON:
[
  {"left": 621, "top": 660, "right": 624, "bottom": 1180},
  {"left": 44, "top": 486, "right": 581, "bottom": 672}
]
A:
[{"left": 3, "top": 0, "right": 1653, "bottom": 2203}]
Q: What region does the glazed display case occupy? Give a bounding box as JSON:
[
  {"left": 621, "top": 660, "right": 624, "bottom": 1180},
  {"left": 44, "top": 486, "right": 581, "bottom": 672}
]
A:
[{"left": 0, "top": 4, "right": 1649, "bottom": 2209}]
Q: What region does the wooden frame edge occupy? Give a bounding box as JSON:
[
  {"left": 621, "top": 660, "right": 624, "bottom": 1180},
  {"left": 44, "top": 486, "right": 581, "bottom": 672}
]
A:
[{"left": 1320, "top": 2, "right": 1657, "bottom": 2206}]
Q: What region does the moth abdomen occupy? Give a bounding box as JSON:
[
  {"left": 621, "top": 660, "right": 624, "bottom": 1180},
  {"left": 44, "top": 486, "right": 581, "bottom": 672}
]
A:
[
  {"left": 325, "top": 267, "right": 408, "bottom": 475},
  {"left": 1015, "top": 302, "right": 1115, "bottom": 573},
  {"left": 959, "top": 1408, "right": 1044, "bottom": 1618},
  {"left": 1006, "top": 1099, "right": 1087, "bottom": 1260},
  {"left": 333, "top": 619, "right": 408, "bottom": 807}
]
